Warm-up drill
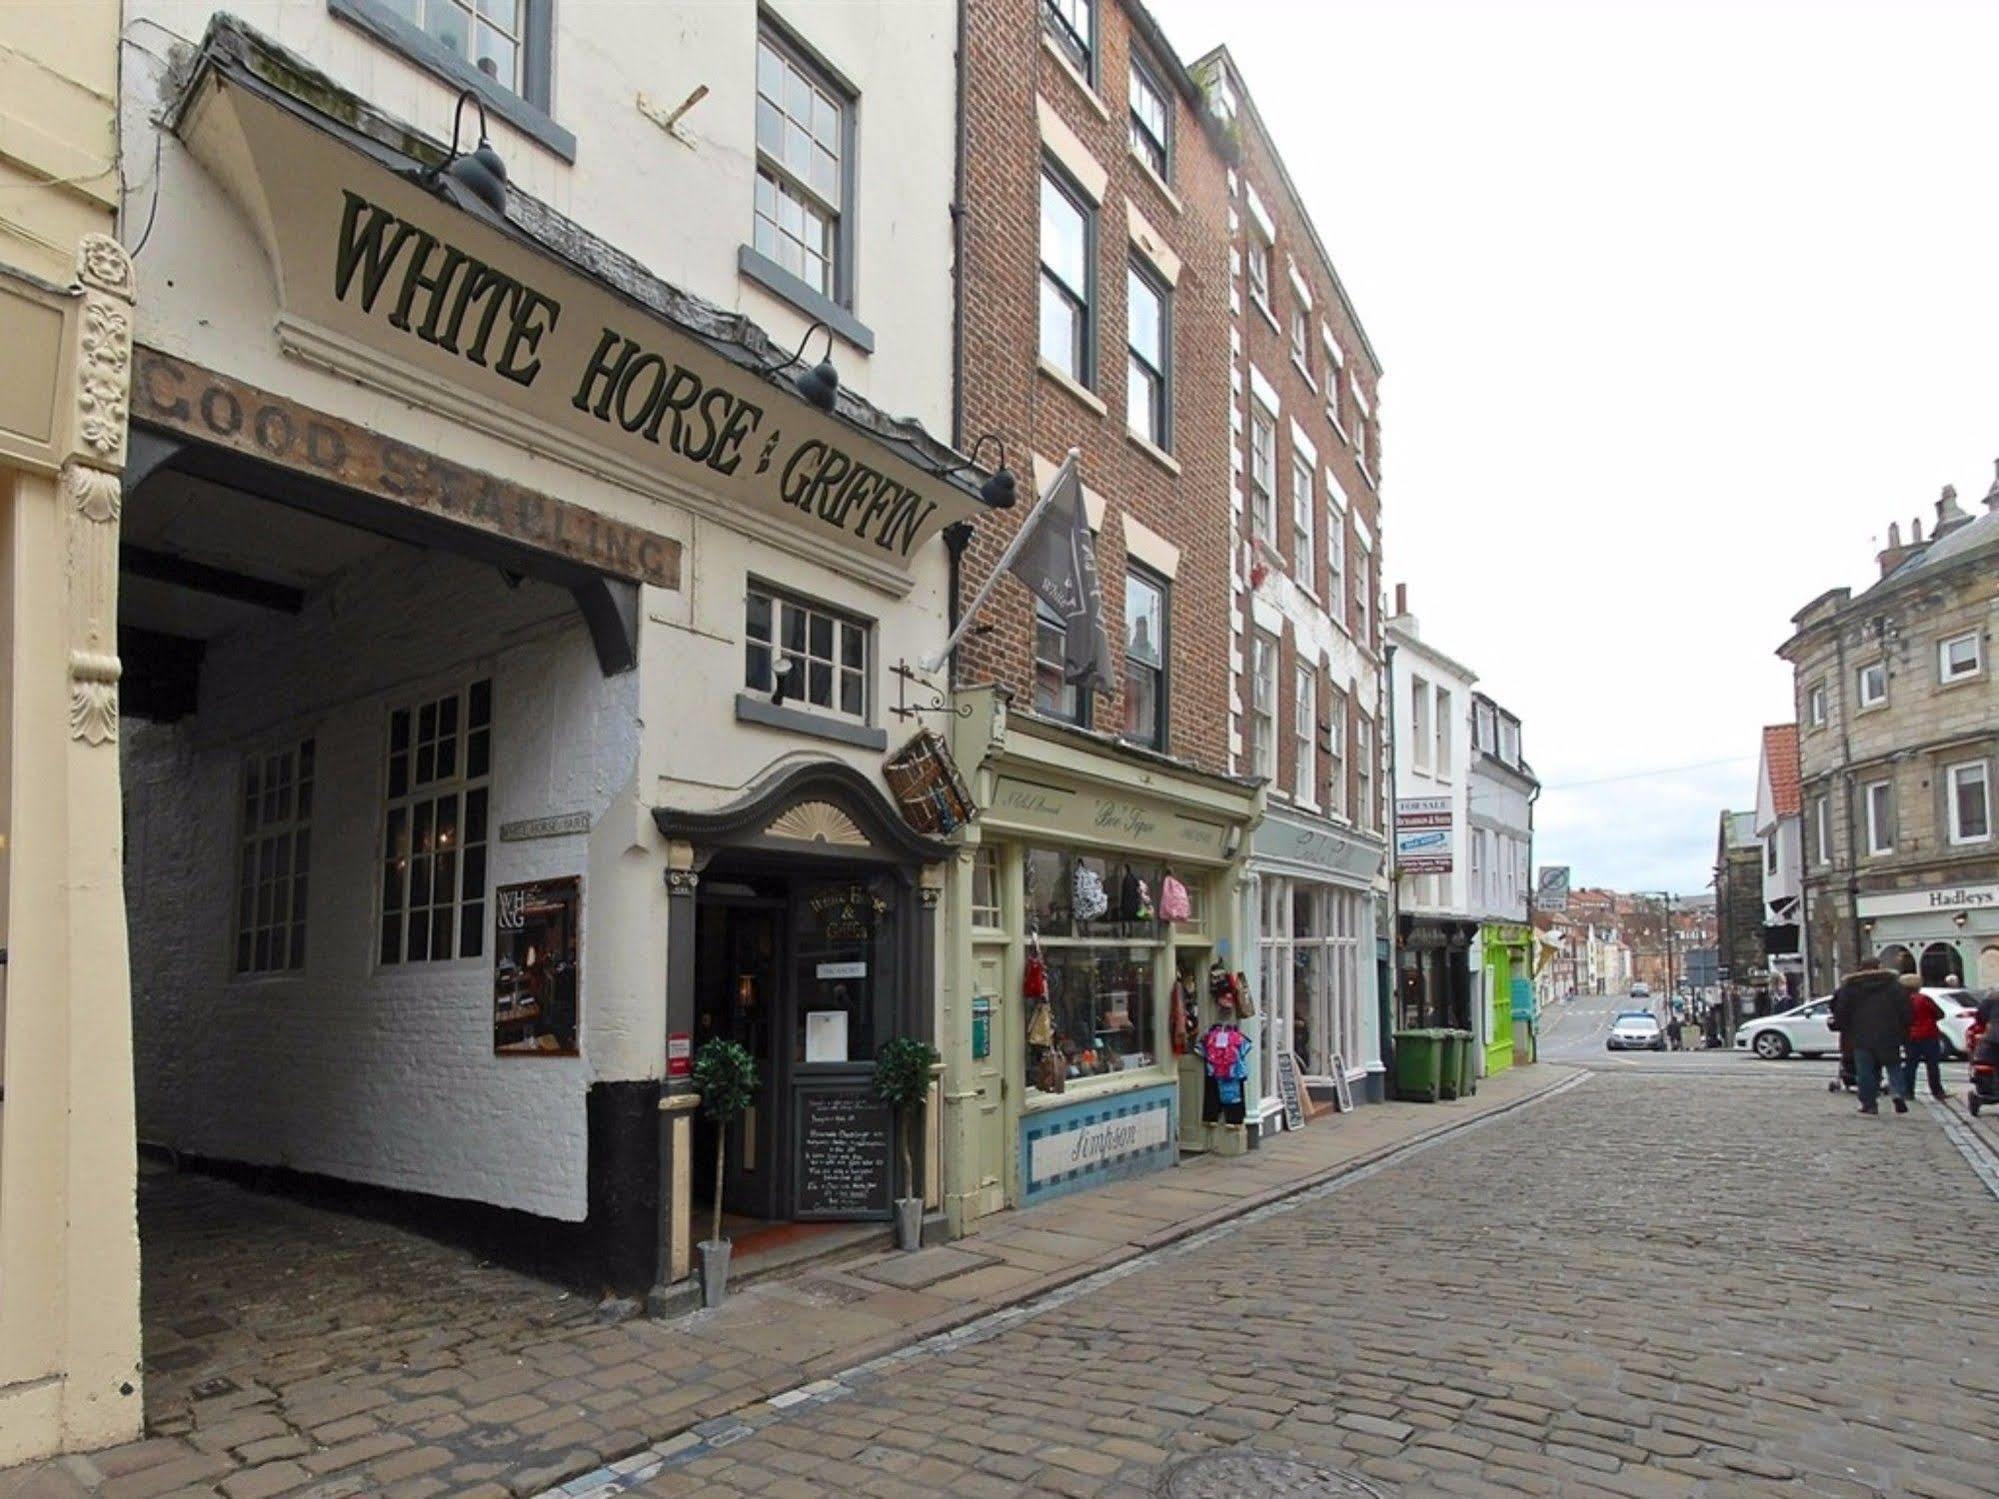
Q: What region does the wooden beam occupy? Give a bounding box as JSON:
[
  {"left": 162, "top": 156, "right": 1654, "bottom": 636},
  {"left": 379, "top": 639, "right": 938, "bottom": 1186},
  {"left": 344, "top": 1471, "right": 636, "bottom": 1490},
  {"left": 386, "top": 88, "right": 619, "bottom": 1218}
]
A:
[{"left": 120, "top": 544, "right": 305, "bottom": 614}]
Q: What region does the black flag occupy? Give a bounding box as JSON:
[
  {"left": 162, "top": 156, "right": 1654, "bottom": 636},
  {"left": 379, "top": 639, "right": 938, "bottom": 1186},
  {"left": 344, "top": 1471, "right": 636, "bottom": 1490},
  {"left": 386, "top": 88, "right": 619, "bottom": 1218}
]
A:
[{"left": 1007, "top": 454, "right": 1112, "bottom": 696}]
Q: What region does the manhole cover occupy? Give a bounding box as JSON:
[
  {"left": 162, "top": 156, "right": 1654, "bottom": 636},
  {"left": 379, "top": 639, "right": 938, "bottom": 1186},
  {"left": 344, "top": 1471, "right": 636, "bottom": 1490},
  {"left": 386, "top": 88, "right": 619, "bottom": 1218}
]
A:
[{"left": 1160, "top": 1452, "right": 1386, "bottom": 1497}]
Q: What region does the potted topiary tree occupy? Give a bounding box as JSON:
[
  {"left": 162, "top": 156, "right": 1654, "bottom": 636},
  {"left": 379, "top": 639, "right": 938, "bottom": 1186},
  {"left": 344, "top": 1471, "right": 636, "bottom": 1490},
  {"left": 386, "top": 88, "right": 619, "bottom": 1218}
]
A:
[
  {"left": 874, "top": 1036, "right": 939, "bottom": 1251},
  {"left": 691, "top": 1036, "right": 759, "bottom": 1306}
]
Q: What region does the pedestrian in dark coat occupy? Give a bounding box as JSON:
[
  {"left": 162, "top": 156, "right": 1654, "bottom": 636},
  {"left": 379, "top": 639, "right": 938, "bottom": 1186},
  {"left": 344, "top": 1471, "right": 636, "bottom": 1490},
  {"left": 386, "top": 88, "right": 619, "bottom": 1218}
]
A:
[{"left": 1831, "top": 959, "right": 1911, "bottom": 1114}]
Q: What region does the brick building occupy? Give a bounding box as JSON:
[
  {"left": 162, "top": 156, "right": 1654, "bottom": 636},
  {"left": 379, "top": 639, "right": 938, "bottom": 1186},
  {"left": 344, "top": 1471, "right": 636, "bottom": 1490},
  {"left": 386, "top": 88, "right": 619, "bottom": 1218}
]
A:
[
  {"left": 1192, "top": 47, "right": 1392, "bottom": 1111},
  {"left": 941, "top": 0, "right": 1264, "bottom": 1223},
  {"left": 1779, "top": 481, "right": 1999, "bottom": 991}
]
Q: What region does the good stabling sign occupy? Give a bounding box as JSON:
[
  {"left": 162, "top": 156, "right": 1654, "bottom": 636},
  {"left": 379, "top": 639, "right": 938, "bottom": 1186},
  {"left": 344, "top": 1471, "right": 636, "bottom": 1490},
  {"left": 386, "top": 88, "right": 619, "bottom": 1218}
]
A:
[
  {"left": 795, "top": 1089, "right": 892, "bottom": 1219},
  {"left": 328, "top": 190, "right": 940, "bottom": 560},
  {"left": 131, "top": 347, "right": 681, "bottom": 591}
]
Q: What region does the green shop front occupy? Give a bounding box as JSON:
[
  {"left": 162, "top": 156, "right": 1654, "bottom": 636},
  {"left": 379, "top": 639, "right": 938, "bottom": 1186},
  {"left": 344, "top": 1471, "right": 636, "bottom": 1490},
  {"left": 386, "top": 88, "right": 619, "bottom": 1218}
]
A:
[
  {"left": 1478, "top": 923, "right": 1534, "bottom": 1073},
  {"left": 940, "top": 689, "right": 1259, "bottom": 1231}
]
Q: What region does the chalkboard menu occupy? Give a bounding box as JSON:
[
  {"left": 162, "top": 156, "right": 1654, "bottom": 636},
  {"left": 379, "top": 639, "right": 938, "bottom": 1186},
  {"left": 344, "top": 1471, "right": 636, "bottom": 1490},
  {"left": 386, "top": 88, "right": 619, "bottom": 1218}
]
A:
[{"left": 794, "top": 1089, "right": 893, "bottom": 1219}]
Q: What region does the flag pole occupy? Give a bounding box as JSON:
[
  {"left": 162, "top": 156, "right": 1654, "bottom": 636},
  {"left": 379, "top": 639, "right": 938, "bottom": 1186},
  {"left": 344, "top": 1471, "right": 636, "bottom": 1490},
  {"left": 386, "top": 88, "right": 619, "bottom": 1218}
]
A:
[{"left": 920, "top": 448, "right": 1079, "bottom": 674}]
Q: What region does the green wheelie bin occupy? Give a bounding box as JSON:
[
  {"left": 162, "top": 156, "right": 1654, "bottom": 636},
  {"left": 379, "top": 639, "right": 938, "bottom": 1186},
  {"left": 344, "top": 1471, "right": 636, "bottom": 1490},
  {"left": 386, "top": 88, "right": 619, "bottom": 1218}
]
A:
[
  {"left": 1454, "top": 1028, "right": 1477, "bottom": 1099},
  {"left": 1438, "top": 1030, "right": 1465, "bottom": 1099},
  {"left": 1394, "top": 1029, "right": 1445, "bottom": 1102}
]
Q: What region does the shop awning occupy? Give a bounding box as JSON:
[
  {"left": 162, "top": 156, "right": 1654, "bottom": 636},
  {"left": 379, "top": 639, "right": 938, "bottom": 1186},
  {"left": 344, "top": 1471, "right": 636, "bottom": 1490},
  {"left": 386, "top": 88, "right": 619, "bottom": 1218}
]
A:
[{"left": 163, "top": 18, "right": 1000, "bottom": 598}]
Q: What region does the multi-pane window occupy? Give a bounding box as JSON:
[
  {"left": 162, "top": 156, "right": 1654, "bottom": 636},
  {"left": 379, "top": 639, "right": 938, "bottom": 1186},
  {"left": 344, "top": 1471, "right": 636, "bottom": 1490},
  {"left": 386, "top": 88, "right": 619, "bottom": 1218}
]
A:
[
  {"left": 1034, "top": 600, "right": 1083, "bottom": 724},
  {"left": 1411, "top": 675, "right": 1432, "bottom": 771},
  {"left": 971, "top": 847, "right": 1002, "bottom": 928},
  {"left": 1948, "top": 761, "right": 1991, "bottom": 844},
  {"left": 1251, "top": 632, "right": 1278, "bottom": 780},
  {"left": 1128, "top": 55, "right": 1169, "bottom": 177},
  {"left": 1356, "top": 715, "right": 1373, "bottom": 831},
  {"left": 1040, "top": 168, "right": 1093, "bottom": 382},
  {"left": 1044, "top": 0, "right": 1094, "bottom": 79},
  {"left": 1435, "top": 687, "right": 1453, "bottom": 776},
  {"left": 236, "top": 738, "right": 314, "bottom": 974},
  {"left": 1293, "top": 664, "right": 1316, "bottom": 804},
  {"left": 1940, "top": 631, "right": 1983, "bottom": 683},
  {"left": 1355, "top": 543, "right": 1371, "bottom": 640},
  {"left": 1247, "top": 236, "right": 1271, "bottom": 309},
  {"left": 381, "top": 681, "right": 491, "bottom": 965},
  {"left": 1864, "top": 779, "right": 1894, "bottom": 856},
  {"left": 1807, "top": 682, "right": 1827, "bottom": 727},
  {"left": 1249, "top": 405, "right": 1276, "bottom": 542},
  {"left": 1327, "top": 688, "right": 1347, "bottom": 819},
  {"left": 1123, "top": 567, "right": 1166, "bottom": 748},
  {"left": 1289, "top": 305, "right": 1309, "bottom": 372},
  {"left": 754, "top": 31, "right": 847, "bottom": 301},
  {"left": 1326, "top": 494, "right": 1346, "bottom": 604},
  {"left": 746, "top": 585, "right": 868, "bottom": 721},
  {"left": 1290, "top": 456, "right": 1314, "bottom": 583},
  {"left": 1858, "top": 661, "right": 1887, "bottom": 708},
  {"left": 397, "top": 0, "right": 524, "bottom": 94},
  {"left": 1126, "top": 262, "right": 1169, "bottom": 447}
]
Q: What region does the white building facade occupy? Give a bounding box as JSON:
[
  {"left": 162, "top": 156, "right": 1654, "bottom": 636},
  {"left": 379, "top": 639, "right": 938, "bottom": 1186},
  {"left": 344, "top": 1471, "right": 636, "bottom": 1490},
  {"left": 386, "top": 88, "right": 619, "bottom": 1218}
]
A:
[
  {"left": 115, "top": 2, "right": 988, "bottom": 1306},
  {"left": 1387, "top": 596, "right": 1480, "bottom": 1036},
  {"left": 1468, "top": 693, "right": 1537, "bottom": 1072}
]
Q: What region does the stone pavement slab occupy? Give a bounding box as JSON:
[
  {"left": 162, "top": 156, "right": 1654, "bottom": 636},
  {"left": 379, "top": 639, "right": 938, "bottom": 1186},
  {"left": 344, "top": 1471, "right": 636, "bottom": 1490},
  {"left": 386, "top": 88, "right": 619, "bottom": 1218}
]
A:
[{"left": 0, "top": 1064, "right": 1572, "bottom": 1499}]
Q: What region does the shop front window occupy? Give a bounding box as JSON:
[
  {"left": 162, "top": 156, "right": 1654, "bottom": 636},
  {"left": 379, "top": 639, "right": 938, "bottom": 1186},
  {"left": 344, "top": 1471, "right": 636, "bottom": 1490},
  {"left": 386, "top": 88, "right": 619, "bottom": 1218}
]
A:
[
  {"left": 1022, "top": 844, "right": 1172, "bottom": 1097},
  {"left": 793, "top": 878, "right": 895, "bottom": 1064}
]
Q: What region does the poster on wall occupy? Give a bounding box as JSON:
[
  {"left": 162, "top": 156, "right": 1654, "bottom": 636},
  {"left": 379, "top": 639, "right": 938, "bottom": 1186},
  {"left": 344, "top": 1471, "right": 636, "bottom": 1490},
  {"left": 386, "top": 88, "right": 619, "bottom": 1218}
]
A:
[
  {"left": 1395, "top": 797, "right": 1453, "bottom": 874},
  {"left": 493, "top": 877, "right": 581, "bottom": 1056}
]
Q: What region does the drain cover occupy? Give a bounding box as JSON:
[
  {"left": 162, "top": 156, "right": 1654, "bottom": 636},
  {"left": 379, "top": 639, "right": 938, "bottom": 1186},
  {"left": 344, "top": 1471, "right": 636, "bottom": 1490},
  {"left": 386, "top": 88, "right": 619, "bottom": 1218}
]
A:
[{"left": 1160, "top": 1452, "right": 1386, "bottom": 1497}]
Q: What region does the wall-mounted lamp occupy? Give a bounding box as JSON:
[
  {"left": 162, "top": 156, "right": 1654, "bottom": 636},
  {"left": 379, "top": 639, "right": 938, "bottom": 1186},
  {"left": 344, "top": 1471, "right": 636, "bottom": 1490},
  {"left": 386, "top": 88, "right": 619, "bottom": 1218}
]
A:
[
  {"left": 963, "top": 432, "right": 1018, "bottom": 509},
  {"left": 428, "top": 88, "right": 509, "bottom": 216},
  {"left": 770, "top": 322, "right": 840, "bottom": 412},
  {"left": 1953, "top": 911, "right": 1969, "bottom": 928},
  {"left": 770, "top": 656, "right": 795, "bottom": 707}
]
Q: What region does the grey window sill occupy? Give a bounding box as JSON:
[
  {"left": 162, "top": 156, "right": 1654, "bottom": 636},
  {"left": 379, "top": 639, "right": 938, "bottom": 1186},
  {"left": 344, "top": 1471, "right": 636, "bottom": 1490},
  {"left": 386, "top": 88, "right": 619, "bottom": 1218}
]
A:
[
  {"left": 735, "top": 692, "right": 887, "bottom": 751},
  {"left": 737, "top": 245, "right": 875, "bottom": 354},
  {"left": 329, "top": 0, "right": 577, "bottom": 163}
]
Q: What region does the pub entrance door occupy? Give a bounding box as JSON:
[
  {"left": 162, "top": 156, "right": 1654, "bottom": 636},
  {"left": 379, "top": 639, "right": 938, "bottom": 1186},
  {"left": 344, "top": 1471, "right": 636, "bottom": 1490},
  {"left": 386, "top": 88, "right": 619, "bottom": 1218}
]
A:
[{"left": 693, "top": 891, "right": 784, "bottom": 1223}]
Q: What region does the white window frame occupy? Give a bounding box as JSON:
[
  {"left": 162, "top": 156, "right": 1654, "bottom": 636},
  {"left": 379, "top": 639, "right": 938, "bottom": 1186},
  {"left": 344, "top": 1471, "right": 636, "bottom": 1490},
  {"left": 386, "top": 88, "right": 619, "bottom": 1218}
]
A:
[
  {"left": 1864, "top": 778, "right": 1894, "bottom": 857},
  {"left": 1856, "top": 660, "right": 1887, "bottom": 708},
  {"left": 1127, "top": 51, "right": 1170, "bottom": 179},
  {"left": 1326, "top": 485, "right": 1346, "bottom": 609},
  {"left": 379, "top": 679, "right": 492, "bottom": 967},
  {"left": 1293, "top": 662, "right": 1316, "bottom": 805},
  {"left": 1327, "top": 687, "right": 1347, "bottom": 820},
  {"left": 1353, "top": 536, "right": 1370, "bottom": 641},
  {"left": 1807, "top": 682, "right": 1827, "bottom": 728},
  {"left": 1947, "top": 760, "right": 1992, "bottom": 845},
  {"left": 1356, "top": 715, "right": 1373, "bottom": 832},
  {"left": 1434, "top": 686, "right": 1453, "bottom": 779},
  {"left": 1249, "top": 404, "right": 1277, "bottom": 543},
  {"left": 1290, "top": 454, "right": 1315, "bottom": 586},
  {"left": 1940, "top": 631, "right": 1983, "bottom": 684},
  {"left": 746, "top": 584, "right": 871, "bottom": 724},
  {"left": 754, "top": 25, "right": 851, "bottom": 304},
  {"left": 1289, "top": 303, "right": 1310, "bottom": 379},
  {"left": 235, "top": 736, "right": 315, "bottom": 976},
  {"left": 1251, "top": 632, "right": 1279, "bottom": 781},
  {"left": 1410, "top": 674, "right": 1432, "bottom": 772},
  {"left": 1815, "top": 794, "right": 1832, "bottom": 866},
  {"left": 1246, "top": 234, "right": 1272, "bottom": 315}
]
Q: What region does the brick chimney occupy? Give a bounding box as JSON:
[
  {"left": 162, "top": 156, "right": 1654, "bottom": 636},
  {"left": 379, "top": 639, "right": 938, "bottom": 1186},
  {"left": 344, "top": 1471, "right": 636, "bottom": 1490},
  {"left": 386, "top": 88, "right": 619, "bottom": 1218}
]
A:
[{"left": 1934, "top": 483, "right": 1971, "bottom": 539}]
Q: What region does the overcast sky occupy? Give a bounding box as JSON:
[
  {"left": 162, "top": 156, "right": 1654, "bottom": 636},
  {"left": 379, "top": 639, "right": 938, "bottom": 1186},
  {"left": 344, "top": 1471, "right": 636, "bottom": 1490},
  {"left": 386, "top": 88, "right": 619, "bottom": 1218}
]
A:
[{"left": 1146, "top": 0, "right": 1999, "bottom": 897}]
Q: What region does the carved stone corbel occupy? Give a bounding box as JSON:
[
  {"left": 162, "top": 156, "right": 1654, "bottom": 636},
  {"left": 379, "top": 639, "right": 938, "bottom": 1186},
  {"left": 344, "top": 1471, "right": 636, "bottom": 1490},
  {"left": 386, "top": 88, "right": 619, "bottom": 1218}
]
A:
[{"left": 64, "top": 233, "right": 134, "bottom": 746}]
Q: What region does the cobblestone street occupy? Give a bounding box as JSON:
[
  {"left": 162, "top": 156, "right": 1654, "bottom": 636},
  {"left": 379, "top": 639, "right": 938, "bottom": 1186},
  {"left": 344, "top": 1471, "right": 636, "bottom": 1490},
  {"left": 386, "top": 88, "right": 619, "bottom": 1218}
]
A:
[{"left": 590, "top": 1073, "right": 1999, "bottom": 1498}]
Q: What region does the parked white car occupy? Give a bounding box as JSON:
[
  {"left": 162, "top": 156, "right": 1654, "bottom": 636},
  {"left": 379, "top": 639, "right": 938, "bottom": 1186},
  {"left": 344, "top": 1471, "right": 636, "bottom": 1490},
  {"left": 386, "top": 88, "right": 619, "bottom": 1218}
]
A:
[{"left": 1735, "top": 990, "right": 1975, "bottom": 1060}]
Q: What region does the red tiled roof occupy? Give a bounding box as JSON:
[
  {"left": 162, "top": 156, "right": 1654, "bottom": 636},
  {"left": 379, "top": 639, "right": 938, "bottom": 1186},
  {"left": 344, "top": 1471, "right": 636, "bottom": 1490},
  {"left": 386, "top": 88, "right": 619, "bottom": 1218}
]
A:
[{"left": 1763, "top": 724, "right": 1801, "bottom": 818}]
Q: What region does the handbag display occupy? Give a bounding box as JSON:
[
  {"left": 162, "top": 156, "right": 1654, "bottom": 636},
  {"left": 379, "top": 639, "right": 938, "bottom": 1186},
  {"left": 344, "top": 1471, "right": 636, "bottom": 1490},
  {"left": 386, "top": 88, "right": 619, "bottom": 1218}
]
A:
[
  {"left": 1159, "top": 873, "right": 1192, "bottom": 923},
  {"left": 1071, "top": 862, "right": 1109, "bottom": 921}
]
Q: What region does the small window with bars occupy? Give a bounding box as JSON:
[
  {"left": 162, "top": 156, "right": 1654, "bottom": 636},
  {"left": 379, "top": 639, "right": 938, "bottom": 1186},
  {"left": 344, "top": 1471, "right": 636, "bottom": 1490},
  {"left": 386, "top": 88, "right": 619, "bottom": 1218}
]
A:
[
  {"left": 380, "top": 680, "right": 492, "bottom": 965},
  {"left": 236, "top": 738, "right": 314, "bottom": 974}
]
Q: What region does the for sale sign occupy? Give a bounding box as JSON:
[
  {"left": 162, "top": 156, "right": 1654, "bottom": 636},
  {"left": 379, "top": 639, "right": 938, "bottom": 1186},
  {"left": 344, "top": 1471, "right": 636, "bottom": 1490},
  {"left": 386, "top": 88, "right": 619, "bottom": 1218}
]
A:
[{"left": 1396, "top": 797, "right": 1453, "bottom": 875}]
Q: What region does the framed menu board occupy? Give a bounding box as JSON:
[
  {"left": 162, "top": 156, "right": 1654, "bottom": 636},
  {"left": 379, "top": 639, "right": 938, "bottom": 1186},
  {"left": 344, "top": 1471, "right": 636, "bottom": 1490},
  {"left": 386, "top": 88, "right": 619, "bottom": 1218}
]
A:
[
  {"left": 493, "top": 877, "right": 580, "bottom": 1055},
  {"left": 793, "top": 1087, "right": 892, "bottom": 1219}
]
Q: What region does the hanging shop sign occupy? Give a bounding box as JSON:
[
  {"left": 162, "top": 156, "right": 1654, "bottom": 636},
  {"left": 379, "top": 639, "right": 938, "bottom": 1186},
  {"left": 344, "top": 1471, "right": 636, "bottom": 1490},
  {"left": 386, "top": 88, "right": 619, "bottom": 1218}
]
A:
[
  {"left": 171, "top": 69, "right": 983, "bottom": 586},
  {"left": 492, "top": 876, "right": 581, "bottom": 1055},
  {"left": 1395, "top": 796, "right": 1453, "bottom": 875},
  {"left": 132, "top": 348, "right": 681, "bottom": 591},
  {"left": 989, "top": 776, "right": 1232, "bottom": 862}
]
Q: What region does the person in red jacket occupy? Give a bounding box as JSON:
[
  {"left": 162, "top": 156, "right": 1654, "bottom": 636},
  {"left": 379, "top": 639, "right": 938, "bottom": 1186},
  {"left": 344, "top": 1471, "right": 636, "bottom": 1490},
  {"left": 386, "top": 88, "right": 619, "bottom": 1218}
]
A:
[{"left": 1902, "top": 979, "right": 1949, "bottom": 1103}]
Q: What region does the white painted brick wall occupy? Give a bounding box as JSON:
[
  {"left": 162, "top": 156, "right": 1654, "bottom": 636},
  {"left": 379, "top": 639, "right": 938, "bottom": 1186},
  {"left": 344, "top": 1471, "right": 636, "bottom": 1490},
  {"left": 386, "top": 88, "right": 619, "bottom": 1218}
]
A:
[{"left": 123, "top": 545, "right": 641, "bottom": 1222}]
